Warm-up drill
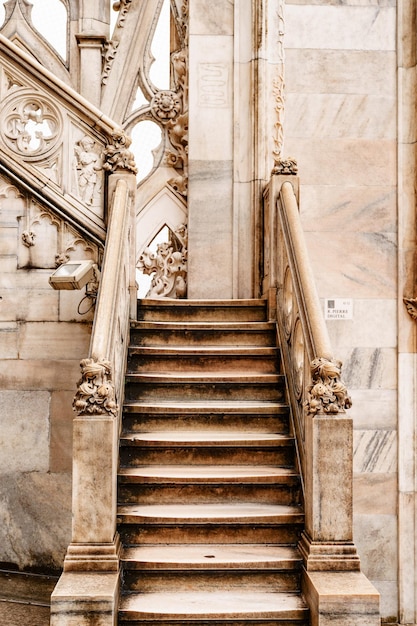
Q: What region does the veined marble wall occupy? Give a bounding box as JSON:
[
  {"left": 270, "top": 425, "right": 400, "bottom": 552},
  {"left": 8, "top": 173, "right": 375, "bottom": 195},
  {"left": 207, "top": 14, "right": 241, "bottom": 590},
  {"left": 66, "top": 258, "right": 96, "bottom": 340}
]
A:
[
  {"left": 284, "top": 0, "right": 400, "bottom": 621},
  {"left": 0, "top": 176, "right": 95, "bottom": 571}
]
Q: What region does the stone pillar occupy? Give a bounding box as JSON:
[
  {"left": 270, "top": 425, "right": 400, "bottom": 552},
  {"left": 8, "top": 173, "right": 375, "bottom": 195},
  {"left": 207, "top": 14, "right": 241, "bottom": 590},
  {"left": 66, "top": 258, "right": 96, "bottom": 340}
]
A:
[
  {"left": 187, "top": 1, "right": 234, "bottom": 298},
  {"left": 76, "top": 1, "right": 110, "bottom": 107},
  {"left": 299, "top": 415, "right": 361, "bottom": 572}
]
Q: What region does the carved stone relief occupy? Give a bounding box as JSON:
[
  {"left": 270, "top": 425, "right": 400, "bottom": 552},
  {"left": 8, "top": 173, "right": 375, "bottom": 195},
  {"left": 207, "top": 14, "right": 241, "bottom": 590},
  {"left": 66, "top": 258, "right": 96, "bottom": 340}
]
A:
[{"left": 73, "top": 136, "right": 104, "bottom": 206}]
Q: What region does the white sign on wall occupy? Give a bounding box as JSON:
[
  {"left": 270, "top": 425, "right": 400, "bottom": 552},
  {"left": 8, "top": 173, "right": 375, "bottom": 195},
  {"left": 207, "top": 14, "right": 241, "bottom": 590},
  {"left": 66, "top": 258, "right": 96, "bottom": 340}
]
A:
[{"left": 324, "top": 298, "right": 353, "bottom": 320}]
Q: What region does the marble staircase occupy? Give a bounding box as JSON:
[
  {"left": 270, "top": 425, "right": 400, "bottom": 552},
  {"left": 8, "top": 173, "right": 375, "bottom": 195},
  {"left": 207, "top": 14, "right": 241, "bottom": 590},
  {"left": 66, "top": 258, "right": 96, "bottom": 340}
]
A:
[{"left": 117, "top": 299, "right": 309, "bottom": 625}]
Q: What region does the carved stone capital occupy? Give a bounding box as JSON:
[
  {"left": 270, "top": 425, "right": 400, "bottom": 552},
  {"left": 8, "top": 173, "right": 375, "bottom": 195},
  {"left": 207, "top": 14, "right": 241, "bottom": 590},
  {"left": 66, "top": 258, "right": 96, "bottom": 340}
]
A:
[
  {"left": 306, "top": 357, "right": 352, "bottom": 416},
  {"left": 272, "top": 157, "right": 298, "bottom": 176},
  {"left": 103, "top": 130, "right": 137, "bottom": 174},
  {"left": 73, "top": 357, "right": 118, "bottom": 417}
]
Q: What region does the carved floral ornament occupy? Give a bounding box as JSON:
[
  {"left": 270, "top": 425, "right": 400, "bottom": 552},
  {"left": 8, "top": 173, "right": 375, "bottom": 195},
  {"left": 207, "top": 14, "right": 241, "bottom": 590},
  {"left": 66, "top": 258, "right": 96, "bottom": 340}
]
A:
[
  {"left": 404, "top": 297, "right": 417, "bottom": 320},
  {"left": 73, "top": 358, "right": 118, "bottom": 417},
  {"left": 306, "top": 357, "right": 352, "bottom": 416},
  {"left": 151, "top": 90, "right": 182, "bottom": 122}
]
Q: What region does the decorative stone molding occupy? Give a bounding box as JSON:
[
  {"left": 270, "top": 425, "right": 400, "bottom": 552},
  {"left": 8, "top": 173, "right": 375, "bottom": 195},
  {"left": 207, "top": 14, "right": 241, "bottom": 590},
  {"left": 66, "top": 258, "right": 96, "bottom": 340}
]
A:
[
  {"left": 112, "top": 0, "right": 133, "bottom": 29},
  {"left": 138, "top": 224, "right": 187, "bottom": 299},
  {"left": 2, "top": 94, "right": 61, "bottom": 159},
  {"left": 404, "top": 297, "right": 417, "bottom": 320},
  {"left": 151, "top": 90, "right": 182, "bottom": 122},
  {"left": 102, "top": 40, "right": 119, "bottom": 85},
  {"left": 306, "top": 357, "right": 352, "bottom": 415},
  {"left": 272, "top": 0, "right": 285, "bottom": 168},
  {"left": 103, "top": 130, "right": 137, "bottom": 174},
  {"left": 73, "top": 358, "right": 118, "bottom": 417}
]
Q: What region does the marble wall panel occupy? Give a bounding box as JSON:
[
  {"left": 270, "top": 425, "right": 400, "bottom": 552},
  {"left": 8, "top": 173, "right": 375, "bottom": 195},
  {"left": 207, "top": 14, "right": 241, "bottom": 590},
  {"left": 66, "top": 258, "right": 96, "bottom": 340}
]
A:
[
  {"left": 304, "top": 231, "right": 396, "bottom": 299},
  {"left": 354, "top": 513, "right": 397, "bottom": 585},
  {"left": 0, "top": 390, "right": 50, "bottom": 472},
  {"left": 190, "top": 0, "right": 234, "bottom": 35},
  {"left": 18, "top": 322, "right": 91, "bottom": 360},
  {"left": 287, "top": 0, "right": 395, "bottom": 5},
  {"left": 284, "top": 138, "right": 396, "bottom": 187},
  {"left": 285, "top": 6, "right": 395, "bottom": 51},
  {"left": 285, "top": 49, "right": 396, "bottom": 96},
  {"left": 348, "top": 390, "right": 396, "bottom": 430},
  {"left": 0, "top": 226, "right": 18, "bottom": 255},
  {"left": 58, "top": 290, "right": 96, "bottom": 323},
  {"left": 0, "top": 472, "right": 71, "bottom": 570},
  {"left": 286, "top": 93, "right": 396, "bottom": 140},
  {"left": 0, "top": 322, "right": 18, "bottom": 359},
  {"left": 353, "top": 474, "right": 397, "bottom": 515},
  {"left": 353, "top": 430, "right": 397, "bottom": 473},
  {"left": 0, "top": 359, "right": 81, "bottom": 391},
  {"left": 188, "top": 160, "right": 233, "bottom": 298},
  {"left": 338, "top": 346, "right": 397, "bottom": 390},
  {"left": 50, "top": 390, "right": 74, "bottom": 473},
  {"left": 325, "top": 300, "right": 397, "bottom": 348},
  {"left": 299, "top": 185, "right": 396, "bottom": 234},
  {"left": 0, "top": 267, "right": 53, "bottom": 290},
  {"left": 189, "top": 36, "right": 233, "bottom": 161}
]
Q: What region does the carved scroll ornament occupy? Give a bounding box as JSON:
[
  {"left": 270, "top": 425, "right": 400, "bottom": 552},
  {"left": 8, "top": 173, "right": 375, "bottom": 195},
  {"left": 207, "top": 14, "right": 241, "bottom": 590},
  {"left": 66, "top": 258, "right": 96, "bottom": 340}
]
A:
[
  {"left": 306, "top": 357, "right": 352, "bottom": 416},
  {"left": 103, "top": 130, "right": 138, "bottom": 174},
  {"left": 73, "top": 358, "right": 118, "bottom": 417}
]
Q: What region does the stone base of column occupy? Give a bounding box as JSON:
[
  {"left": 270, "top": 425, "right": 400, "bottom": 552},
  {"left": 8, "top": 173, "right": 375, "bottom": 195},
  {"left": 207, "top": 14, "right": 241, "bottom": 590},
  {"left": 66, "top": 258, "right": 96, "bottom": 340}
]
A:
[
  {"left": 63, "top": 533, "right": 121, "bottom": 572},
  {"left": 299, "top": 531, "right": 361, "bottom": 572},
  {"left": 50, "top": 570, "right": 120, "bottom": 626},
  {"left": 303, "top": 570, "right": 380, "bottom": 626}
]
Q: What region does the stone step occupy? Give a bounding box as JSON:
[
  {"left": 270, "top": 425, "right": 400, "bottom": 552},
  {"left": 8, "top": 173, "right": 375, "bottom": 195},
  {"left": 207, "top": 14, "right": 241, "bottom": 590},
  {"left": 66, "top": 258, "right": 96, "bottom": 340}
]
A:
[
  {"left": 127, "top": 346, "right": 280, "bottom": 374},
  {"left": 117, "top": 503, "right": 304, "bottom": 546},
  {"left": 130, "top": 321, "right": 277, "bottom": 347},
  {"left": 124, "top": 374, "right": 285, "bottom": 402},
  {"left": 119, "top": 433, "right": 295, "bottom": 467},
  {"left": 118, "top": 465, "right": 300, "bottom": 505},
  {"left": 122, "top": 401, "right": 290, "bottom": 434},
  {"left": 137, "top": 299, "right": 268, "bottom": 322},
  {"left": 119, "top": 591, "right": 309, "bottom": 624}
]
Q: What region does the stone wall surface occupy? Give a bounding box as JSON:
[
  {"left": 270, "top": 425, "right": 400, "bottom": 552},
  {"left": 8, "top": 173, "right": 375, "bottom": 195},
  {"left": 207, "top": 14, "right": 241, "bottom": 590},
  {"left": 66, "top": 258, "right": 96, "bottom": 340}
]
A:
[
  {"left": 284, "top": 0, "right": 399, "bottom": 620},
  {"left": 0, "top": 175, "right": 93, "bottom": 571}
]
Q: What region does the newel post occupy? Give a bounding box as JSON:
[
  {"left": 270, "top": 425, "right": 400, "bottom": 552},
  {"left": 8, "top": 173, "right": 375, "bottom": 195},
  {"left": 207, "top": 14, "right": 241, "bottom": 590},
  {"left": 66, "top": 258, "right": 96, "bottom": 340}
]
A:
[{"left": 299, "top": 357, "right": 360, "bottom": 572}]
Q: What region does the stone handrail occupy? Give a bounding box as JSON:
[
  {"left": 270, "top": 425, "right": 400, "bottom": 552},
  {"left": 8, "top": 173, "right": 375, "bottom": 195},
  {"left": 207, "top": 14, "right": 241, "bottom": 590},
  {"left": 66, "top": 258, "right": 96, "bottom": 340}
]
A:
[
  {"left": 64, "top": 172, "right": 136, "bottom": 573},
  {"left": 263, "top": 174, "right": 360, "bottom": 572}
]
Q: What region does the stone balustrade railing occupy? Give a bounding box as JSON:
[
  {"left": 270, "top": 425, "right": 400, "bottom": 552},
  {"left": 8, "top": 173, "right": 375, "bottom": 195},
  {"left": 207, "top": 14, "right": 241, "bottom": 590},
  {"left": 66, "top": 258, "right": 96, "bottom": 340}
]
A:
[
  {"left": 63, "top": 171, "right": 136, "bottom": 573},
  {"left": 263, "top": 174, "right": 360, "bottom": 572}
]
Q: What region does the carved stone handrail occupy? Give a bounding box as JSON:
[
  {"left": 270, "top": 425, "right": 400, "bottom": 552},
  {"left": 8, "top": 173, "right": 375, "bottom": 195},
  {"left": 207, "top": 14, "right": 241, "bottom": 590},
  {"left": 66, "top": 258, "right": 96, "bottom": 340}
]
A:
[
  {"left": 64, "top": 172, "right": 136, "bottom": 573},
  {"left": 263, "top": 175, "right": 359, "bottom": 572}
]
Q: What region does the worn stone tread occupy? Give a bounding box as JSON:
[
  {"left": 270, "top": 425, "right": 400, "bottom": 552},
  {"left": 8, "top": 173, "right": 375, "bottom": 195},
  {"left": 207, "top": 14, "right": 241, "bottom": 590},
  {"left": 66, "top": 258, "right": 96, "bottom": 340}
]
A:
[
  {"left": 119, "top": 465, "right": 297, "bottom": 482},
  {"left": 117, "top": 503, "right": 304, "bottom": 524},
  {"left": 121, "top": 544, "right": 302, "bottom": 569},
  {"left": 120, "top": 431, "right": 293, "bottom": 445},
  {"left": 119, "top": 591, "right": 308, "bottom": 619}
]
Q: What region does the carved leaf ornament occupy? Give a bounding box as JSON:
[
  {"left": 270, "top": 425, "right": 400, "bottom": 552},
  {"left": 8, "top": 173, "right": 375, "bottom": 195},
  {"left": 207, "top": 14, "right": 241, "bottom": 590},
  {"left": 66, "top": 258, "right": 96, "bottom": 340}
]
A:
[
  {"left": 73, "top": 358, "right": 118, "bottom": 417},
  {"left": 306, "top": 357, "right": 352, "bottom": 416}
]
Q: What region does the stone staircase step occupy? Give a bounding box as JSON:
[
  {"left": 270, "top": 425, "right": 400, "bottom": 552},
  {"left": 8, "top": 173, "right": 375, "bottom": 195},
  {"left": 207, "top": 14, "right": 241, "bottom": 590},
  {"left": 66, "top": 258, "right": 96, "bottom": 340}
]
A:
[
  {"left": 124, "top": 373, "right": 285, "bottom": 402},
  {"left": 130, "top": 321, "right": 277, "bottom": 347},
  {"left": 119, "top": 432, "right": 295, "bottom": 467},
  {"left": 127, "top": 346, "right": 280, "bottom": 374},
  {"left": 122, "top": 401, "right": 290, "bottom": 433},
  {"left": 117, "top": 503, "right": 304, "bottom": 545},
  {"left": 137, "top": 299, "right": 268, "bottom": 322},
  {"left": 118, "top": 465, "right": 300, "bottom": 505},
  {"left": 119, "top": 591, "right": 309, "bottom": 624},
  {"left": 121, "top": 544, "right": 302, "bottom": 568}
]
